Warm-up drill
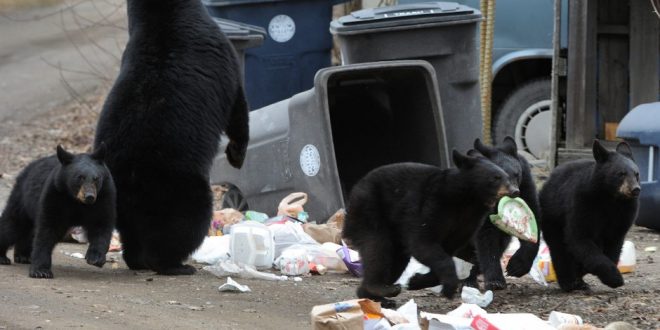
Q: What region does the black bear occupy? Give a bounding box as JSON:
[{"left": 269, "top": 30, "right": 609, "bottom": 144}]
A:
[
  {"left": 540, "top": 140, "right": 640, "bottom": 291},
  {"left": 0, "top": 145, "right": 116, "bottom": 278},
  {"left": 462, "top": 137, "right": 541, "bottom": 290},
  {"left": 94, "top": 0, "right": 249, "bottom": 274},
  {"left": 342, "top": 150, "right": 518, "bottom": 307}
]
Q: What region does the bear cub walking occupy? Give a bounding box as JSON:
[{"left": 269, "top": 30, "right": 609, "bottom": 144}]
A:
[
  {"left": 342, "top": 150, "right": 518, "bottom": 307},
  {"left": 540, "top": 140, "right": 640, "bottom": 291},
  {"left": 463, "top": 137, "right": 541, "bottom": 290},
  {"left": 0, "top": 146, "right": 116, "bottom": 278}
]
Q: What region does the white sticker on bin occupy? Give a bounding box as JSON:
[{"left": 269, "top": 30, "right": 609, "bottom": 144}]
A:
[
  {"left": 268, "top": 14, "right": 295, "bottom": 43},
  {"left": 300, "top": 144, "right": 320, "bottom": 177}
]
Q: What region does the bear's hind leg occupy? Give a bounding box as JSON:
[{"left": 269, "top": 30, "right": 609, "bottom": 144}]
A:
[
  {"left": 0, "top": 199, "right": 26, "bottom": 265},
  {"left": 356, "top": 234, "right": 403, "bottom": 301}
]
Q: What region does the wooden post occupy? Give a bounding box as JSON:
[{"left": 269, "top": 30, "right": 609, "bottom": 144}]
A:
[
  {"left": 630, "top": 0, "right": 660, "bottom": 108},
  {"left": 565, "top": 0, "right": 597, "bottom": 149},
  {"left": 549, "top": 0, "right": 563, "bottom": 168}
]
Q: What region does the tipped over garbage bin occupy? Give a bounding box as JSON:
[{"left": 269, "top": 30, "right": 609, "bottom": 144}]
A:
[
  {"left": 213, "top": 18, "right": 266, "bottom": 77},
  {"left": 331, "top": 2, "right": 483, "bottom": 153},
  {"left": 210, "top": 60, "right": 449, "bottom": 220}
]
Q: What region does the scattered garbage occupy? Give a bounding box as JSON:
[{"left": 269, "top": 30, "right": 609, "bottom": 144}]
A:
[
  {"left": 204, "top": 260, "right": 287, "bottom": 281},
  {"left": 310, "top": 298, "right": 418, "bottom": 330},
  {"left": 108, "top": 230, "right": 122, "bottom": 252},
  {"left": 337, "top": 242, "right": 362, "bottom": 277},
  {"left": 66, "top": 226, "right": 88, "bottom": 243},
  {"left": 245, "top": 210, "right": 269, "bottom": 222},
  {"left": 460, "top": 286, "right": 493, "bottom": 308},
  {"left": 644, "top": 246, "right": 656, "bottom": 252},
  {"left": 209, "top": 208, "right": 244, "bottom": 236},
  {"left": 63, "top": 251, "right": 85, "bottom": 259},
  {"left": 267, "top": 217, "right": 319, "bottom": 257},
  {"left": 303, "top": 209, "right": 345, "bottom": 244},
  {"left": 617, "top": 241, "right": 636, "bottom": 274},
  {"left": 277, "top": 192, "right": 308, "bottom": 221},
  {"left": 275, "top": 244, "right": 311, "bottom": 276},
  {"left": 489, "top": 197, "right": 538, "bottom": 243},
  {"left": 230, "top": 220, "right": 275, "bottom": 270},
  {"left": 397, "top": 257, "right": 473, "bottom": 292},
  {"left": 218, "top": 277, "right": 251, "bottom": 293},
  {"left": 548, "top": 311, "right": 584, "bottom": 328},
  {"left": 191, "top": 235, "right": 231, "bottom": 264}
]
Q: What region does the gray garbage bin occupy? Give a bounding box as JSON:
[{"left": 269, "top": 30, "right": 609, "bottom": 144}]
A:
[
  {"left": 211, "top": 60, "right": 449, "bottom": 220},
  {"left": 330, "top": 2, "right": 483, "bottom": 153},
  {"left": 213, "top": 18, "right": 266, "bottom": 78},
  {"left": 616, "top": 102, "right": 660, "bottom": 231}
]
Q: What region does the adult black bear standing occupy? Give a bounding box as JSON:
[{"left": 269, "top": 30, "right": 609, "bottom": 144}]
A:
[
  {"left": 0, "top": 146, "right": 116, "bottom": 278},
  {"left": 342, "top": 150, "right": 518, "bottom": 307},
  {"left": 462, "top": 137, "right": 541, "bottom": 290},
  {"left": 94, "top": 0, "right": 249, "bottom": 274},
  {"left": 540, "top": 140, "right": 640, "bottom": 291}
]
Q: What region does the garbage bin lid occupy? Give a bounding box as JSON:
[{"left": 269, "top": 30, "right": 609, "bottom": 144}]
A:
[
  {"left": 331, "top": 2, "right": 481, "bottom": 33},
  {"left": 617, "top": 102, "right": 660, "bottom": 146},
  {"left": 213, "top": 17, "right": 266, "bottom": 40}
]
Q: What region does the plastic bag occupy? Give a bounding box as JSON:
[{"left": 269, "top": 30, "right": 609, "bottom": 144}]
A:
[
  {"left": 275, "top": 243, "right": 346, "bottom": 275},
  {"left": 267, "top": 218, "right": 319, "bottom": 257},
  {"left": 192, "top": 235, "right": 231, "bottom": 264},
  {"left": 277, "top": 192, "right": 308, "bottom": 219}
]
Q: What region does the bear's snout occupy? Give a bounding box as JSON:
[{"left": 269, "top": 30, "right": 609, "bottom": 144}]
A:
[
  {"left": 77, "top": 184, "right": 97, "bottom": 205},
  {"left": 497, "top": 183, "right": 519, "bottom": 199},
  {"left": 619, "top": 179, "right": 641, "bottom": 199}
]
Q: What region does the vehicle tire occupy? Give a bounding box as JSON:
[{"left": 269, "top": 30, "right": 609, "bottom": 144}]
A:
[
  {"left": 493, "top": 78, "right": 552, "bottom": 160},
  {"left": 220, "top": 184, "right": 249, "bottom": 212}
]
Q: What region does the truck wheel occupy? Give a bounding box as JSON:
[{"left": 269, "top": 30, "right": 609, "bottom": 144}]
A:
[
  {"left": 220, "top": 184, "right": 248, "bottom": 212},
  {"left": 493, "top": 78, "right": 552, "bottom": 160}
]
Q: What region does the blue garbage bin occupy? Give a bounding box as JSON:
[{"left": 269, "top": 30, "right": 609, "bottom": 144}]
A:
[
  {"left": 617, "top": 102, "right": 660, "bottom": 231},
  {"left": 203, "top": 0, "right": 347, "bottom": 109}
]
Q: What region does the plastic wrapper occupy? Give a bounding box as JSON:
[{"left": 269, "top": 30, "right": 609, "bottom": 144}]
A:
[
  {"left": 218, "top": 277, "right": 251, "bottom": 293},
  {"left": 203, "top": 260, "right": 287, "bottom": 281},
  {"left": 191, "top": 235, "right": 231, "bottom": 264}
]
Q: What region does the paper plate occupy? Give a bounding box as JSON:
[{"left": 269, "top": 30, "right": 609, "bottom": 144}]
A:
[{"left": 489, "top": 197, "right": 538, "bottom": 243}]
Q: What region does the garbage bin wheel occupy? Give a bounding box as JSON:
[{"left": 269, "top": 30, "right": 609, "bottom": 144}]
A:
[
  {"left": 220, "top": 183, "right": 249, "bottom": 212},
  {"left": 493, "top": 78, "right": 552, "bottom": 161}
]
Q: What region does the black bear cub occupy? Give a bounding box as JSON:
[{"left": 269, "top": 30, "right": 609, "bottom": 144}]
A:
[
  {"left": 0, "top": 145, "right": 116, "bottom": 278},
  {"left": 462, "top": 137, "right": 541, "bottom": 290},
  {"left": 540, "top": 140, "right": 640, "bottom": 292},
  {"left": 342, "top": 150, "right": 518, "bottom": 307}
]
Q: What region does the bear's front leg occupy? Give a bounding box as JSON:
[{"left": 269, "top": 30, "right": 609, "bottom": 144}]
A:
[
  {"left": 29, "top": 223, "right": 67, "bottom": 279},
  {"left": 410, "top": 243, "right": 458, "bottom": 299},
  {"left": 568, "top": 238, "right": 623, "bottom": 288},
  {"left": 83, "top": 224, "right": 113, "bottom": 268}
]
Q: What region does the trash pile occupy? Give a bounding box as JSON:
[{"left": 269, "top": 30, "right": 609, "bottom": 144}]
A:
[
  {"left": 191, "top": 192, "right": 360, "bottom": 282},
  {"left": 311, "top": 299, "right": 636, "bottom": 330}
]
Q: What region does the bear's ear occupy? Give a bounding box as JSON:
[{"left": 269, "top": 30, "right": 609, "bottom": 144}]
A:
[
  {"left": 473, "top": 138, "right": 494, "bottom": 157},
  {"left": 452, "top": 149, "right": 476, "bottom": 169},
  {"left": 592, "top": 139, "right": 610, "bottom": 163},
  {"left": 467, "top": 149, "right": 485, "bottom": 158},
  {"left": 92, "top": 143, "right": 106, "bottom": 162},
  {"left": 56, "top": 145, "right": 74, "bottom": 165},
  {"left": 615, "top": 141, "right": 634, "bottom": 160},
  {"left": 501, "top": 136, "right": 518, "bottom": 157}
]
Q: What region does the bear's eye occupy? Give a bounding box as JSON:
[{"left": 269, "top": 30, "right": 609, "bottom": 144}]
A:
[
  {"left": 491, "top": 175, "right": 502, "bottom": 183},
  {"left": 93, "top": 176, "right": 99, "bottom": 182},
  {"left": 78, "top": 175, "right": 85, "bottom": 182},
  {"left": 618, "top": 171, "right": 626, "bottom": 177},
  {"left": 635, "top": 172, "right": 640, "bottom": 181}
]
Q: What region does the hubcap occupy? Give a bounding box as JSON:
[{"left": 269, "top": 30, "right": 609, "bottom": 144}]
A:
[{"left": 515, "top": 100, "right": 552, "bottom": 159}]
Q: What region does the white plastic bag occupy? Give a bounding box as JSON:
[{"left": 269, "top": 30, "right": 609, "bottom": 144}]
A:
[
  {"left": 191, "top": 235, "right": 231, "bottom": 264},
  {"left": 267, "top": 220, "right": 318, "bottom": 257}
]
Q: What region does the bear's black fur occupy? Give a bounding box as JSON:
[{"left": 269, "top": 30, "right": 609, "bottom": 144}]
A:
[
  {"left": 342, "top": 150, "right": 518, "bottom": 307},
  {"left": 94, "top": 0, "right": 249, "bottom": 274},
  {"left": 0, "top": 146, "right": 116, "bottom": 278},
  {"left": 540, "top": 140, "right": 640, "bottom": 291},
  {"left": 462, "top": 137, "right": 541, "bottom": 290}
]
